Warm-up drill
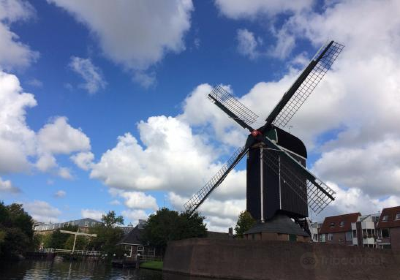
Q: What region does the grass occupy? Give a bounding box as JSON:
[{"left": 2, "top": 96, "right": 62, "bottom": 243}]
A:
[{"left": 140, "top": 261, "right": 163, "bottom": 271}]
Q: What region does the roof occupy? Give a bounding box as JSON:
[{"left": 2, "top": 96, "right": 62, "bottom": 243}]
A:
[
  {"left": 34, "top": 218, "right": 103, "bottom": 231},
  {"left": 206, "top": 231, "right": 231, "bottom": 239},
  {"left": 319, "top": 213, "right": 360, "bottom": 234},
  {"left": 118, "top": 225, "right": 143, "bottom": 245},
  {"left": 376, "top": 206, "right": 400, "bottom": 229},
  {"left": 245, "top": 214, "right": 309, "bottom": 237}
]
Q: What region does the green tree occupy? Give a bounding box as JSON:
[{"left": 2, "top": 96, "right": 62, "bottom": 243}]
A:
[
  {"left": 101, "top": 211, "right": 124, "bottom": 227},
  {"left": 86, "top": 211, "right": 125, "bottom": 259},
  {"left": 48, "top": 225, "right": 78, "bottom": 249},
  {"left": 0, "top": 202, "right": 35, "bottom": 259},
  {"left": 142, "top": 208, "right": 207, "bottom": 255},
  {"left": 65, "top": 235, "right": 89, "bottom": 251},
  {"left": 234, "top": 211, "right": 256, "bottom": 238}
]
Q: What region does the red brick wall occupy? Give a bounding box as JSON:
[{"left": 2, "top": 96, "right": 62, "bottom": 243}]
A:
[{"left": 390, "top": 228, "right": 400, "bottom": 251}]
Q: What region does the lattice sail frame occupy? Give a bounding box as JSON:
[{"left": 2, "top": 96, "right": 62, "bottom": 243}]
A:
[
  {"left": 272, "top": 42, "right": 344, "bottom": 128},
  {"left": 209, "top": 85, "right": 259, "bottom": 127},
  {"left": 262, "top": 147, "right": 336, "bottom": 214},
  {"left": 184, "top": 145, "right": 248, "bottom": 214}
]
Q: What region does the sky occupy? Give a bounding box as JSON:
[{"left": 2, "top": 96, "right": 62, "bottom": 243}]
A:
[{"left": 1, "top": 0, "right": 400, "bottom": 232}]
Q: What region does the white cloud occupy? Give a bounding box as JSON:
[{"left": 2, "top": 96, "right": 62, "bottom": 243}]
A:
[
  {"left": 0, "top": 177, "right": 20, "bottom": 193},
  {"left": 214, "top": 0, "right": 313, "bottom": 19},
  {"left": 70, "top": 152, "right": 94, "bottom": 171},
  {"left": 81, "top": 209, "right": 104, "bottom": 221},
  {"left": 36, "top": 153, "right": 57, "bottom": 172},
  {"left": 37, "top": 116, "right": 91, "bottom": 155},
  {"left": 58, "top": 167, "right": 73, "bottom": 180},
  {"left": 121, "top": 209, "right": 149, "bottom": 226},
  {"left": 48, "top": 0, "right": 193, "bottom": 87},
  {"left": 24, "top": 200, "right": 61, "bottom": 222},
  {"left": 0, "top": 70, "right": 37, "bottom": 174},
  {"left": 69, "top": 56, "right": 106, "bottom": 94},
  {"left": 54, "top": 190, "right": 66, "bottom": 198},
  {"left": 236, "top": 29, "right": 261, "bottom": 60},
  {"left": 26, "top": 78, "right": 43, "bottom": 87},
  {"left": 121, "top": 191, "right": 158, "bottom": 211},
  {"left": 110, "top": 199, "right": 121, "bottom": 206},
  {"left": 0, "top": 0, "right": 38, "bottom": 70}
]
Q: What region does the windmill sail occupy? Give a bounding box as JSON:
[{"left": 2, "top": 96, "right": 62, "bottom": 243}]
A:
[
  {"left": 262, "top": 147, "right": 335, "bottom": 214},
  {"left": 266, "top": 41, "right": 344, "bottom": 128},
  {"left": 209, "top": 85, "right": 258, "bottom": 131},
  {"left": 184, "top": 144, "right": 249, "bottom": 215}
]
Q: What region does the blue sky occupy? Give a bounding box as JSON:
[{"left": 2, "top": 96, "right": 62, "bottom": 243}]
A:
[{"left": 1, "top": 0, "right": 400, "bottom": 231}]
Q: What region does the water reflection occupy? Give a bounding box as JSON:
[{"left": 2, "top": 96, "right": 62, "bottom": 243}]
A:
[{"left": 0, "top": 261, "right": 224, "bottom": 280}]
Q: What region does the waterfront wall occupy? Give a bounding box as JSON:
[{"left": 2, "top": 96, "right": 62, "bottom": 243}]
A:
[{"left": 163, "top": 238, "right": 400, "bottom": 280}]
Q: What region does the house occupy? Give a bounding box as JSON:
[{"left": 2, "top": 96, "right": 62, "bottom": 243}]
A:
[
  {"left": 34, "top": 218, "right": 103, "bottom": 234},
  {"left": 319, "top": 213, "right": 360, "bottom": 245},
  {"left": 351, "top": 213, "right": 380, "bottom": 248},
  {"left": 310, "top": 222, "right": 322, "bottom": 242},
  {"left": 117, "top": 220, "right": 157, "bottom": 261},
  {"left": 376, "top": 206, "right": 400, "bottom": 250}
]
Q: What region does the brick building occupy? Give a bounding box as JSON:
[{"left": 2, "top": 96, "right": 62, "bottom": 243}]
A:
[
  {"left": 376, "top": 206, "right": 400, "bottom": 250},
  {"left": 319, "top": 213, "right": 360, "bottom": 245},
  {"left": 351, "top": 213, "right": 379, "bottom": 248}
]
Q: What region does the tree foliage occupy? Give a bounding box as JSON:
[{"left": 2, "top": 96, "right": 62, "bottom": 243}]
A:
[
  {"left": 0, "top": 202, "right": 35, "bottom": 260},
  {"left": 142, "top": 208, "right": 207, "bottom": 254},
  {"left": 101, "top": 211, "right": 124, "bottom": 227},
  {"left": 234, "top": 210, "right": 256, "bottom": 238}
]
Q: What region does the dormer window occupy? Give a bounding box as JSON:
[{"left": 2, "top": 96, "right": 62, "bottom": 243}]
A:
[
  {"left": 340, "top": 221, "right": 345, "bottom": 227},
  {"left": 395, "top": 213, "right": 400, "bottom": 220},
  {"left": 330, "top": 222, "right": 335, "bottom": 227},
  {"left": 382, "top": 215, "right": 389, "bottom": 222}
]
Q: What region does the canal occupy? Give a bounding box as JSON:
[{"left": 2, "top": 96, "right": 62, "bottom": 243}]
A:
[{"left": 0, "top": 260, "right": 218, "bottom": 280}]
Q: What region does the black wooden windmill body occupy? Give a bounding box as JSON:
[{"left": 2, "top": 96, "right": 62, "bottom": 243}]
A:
[{"left": 184, "top": 41, "right": 344, "bottom": 236}]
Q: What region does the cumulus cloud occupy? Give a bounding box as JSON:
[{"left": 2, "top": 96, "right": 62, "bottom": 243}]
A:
[
  {"left": 0, "top": 177, "right": 20, "bottom": 193},
  {"left": 24, "top": 200, "right": 61, "bottom": 222},
  {"left": 214, "top": 0, "right": 313, "bottom": 19},
  {"left": 0, "top": 70, "right": 37, "bottom": 174},
  {"left": 121, "top": 209, "right": 149, "bottom": 226},
  {"left": 0, "top": 0, "right": 39, "bottom": 70},
  {"left": 37, "top": 116, "right": 91, "bottom": 155},
  {"left": 0, "top": 70, "right": 91, "bottom": 179},
  {"left": 81, "top": 209, "right": 104, "bottom": 221},
  {"left": 121, "top": 192, "right": 158, "bottom": 211},
  {"left": 54, "top": 190, "right": 66, "bottom": 198},
  {"left": 70, "top": 152, "right": 94, "bottom": 171},
  {"left": 48, "top": 0, "right": 193, "bottom": 87},
  {"left": 69, "top": 56, "right": 106, "bottom": 94},
  {"left": 236, "top": 29, "right": 262, "bottom": 60}
]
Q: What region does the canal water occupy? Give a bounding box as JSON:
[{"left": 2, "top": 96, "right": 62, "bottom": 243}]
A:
[{"left": 0, "top": 261, "right": 219, "bottom": 280}]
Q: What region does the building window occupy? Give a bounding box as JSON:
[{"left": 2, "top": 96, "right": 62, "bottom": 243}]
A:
[
  {"left": 382, "top": 215, "right": 389, "bottom": 222},
  {"left": 352, "top": 230, "right": 357, "bottom": 238},
  {"left": 340, "top": 221, "right": 345, "bottom": 227},
  {"left": 328, "top": 233, "right": 333, "bottom": 241},
  {"left": 382, "top": 228, "right": 390, "bottom": 238},
  {"left": 395, "top": 213, "right": 400, "bottom": 220},
  {"left": 345, "top": 232, "right": 352, "bottom": 241},
  {"left": 330, "top": 222, "right": 335, "bottom": 227}
]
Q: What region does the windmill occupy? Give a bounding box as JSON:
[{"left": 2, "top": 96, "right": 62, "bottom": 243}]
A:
[{"left": 184, "top": 41, "right": 344, "bottom": 237}]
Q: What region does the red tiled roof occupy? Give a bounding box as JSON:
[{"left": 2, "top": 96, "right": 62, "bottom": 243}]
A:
[
  {"left": 376, "top": 206, "right": 400, "bottom": 229},
  {"left": 319, "top": 212, "right": 360, "bottom": 234}
]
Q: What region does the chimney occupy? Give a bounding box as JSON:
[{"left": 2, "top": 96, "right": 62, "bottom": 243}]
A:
[{"left": 228, "top": 227, "right": 233, "bottom": 236}]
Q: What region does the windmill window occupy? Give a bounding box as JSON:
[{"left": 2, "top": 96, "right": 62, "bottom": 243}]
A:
[
  {"left": 340, "top": 221, "right": 345, "bottom": 227},
  {"left": 382, "top": 215, "right": 389, "bottom": 222},
  {"left": 395, "top": 213, "right": 400, "bottom": 220}
]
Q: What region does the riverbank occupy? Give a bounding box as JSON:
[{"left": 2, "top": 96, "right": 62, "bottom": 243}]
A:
[{"left": 141, "top": 261, "right": 163, "bottom": 271}]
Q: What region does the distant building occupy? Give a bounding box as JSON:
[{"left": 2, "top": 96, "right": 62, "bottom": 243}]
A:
[
  {"left": 351, "top": 213, "right": 380, "bottom": 248},
  {"left": 376, "top": 206, "right": 400, "bottom": 250},
  {"left": 319, "top": 213, "right": 360, "bottom": 245},
  {"left": 34, "top": 218, "right": 103, "bottom": 234},
  {"left": 118, "top": 223, "right": 135, "bottom": 235},
  {"left": 310, "top": 222, "right": 322, "bottom": 242},
  {"left": 117, "top": 220, "right": 158, "bottom": 261}
]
